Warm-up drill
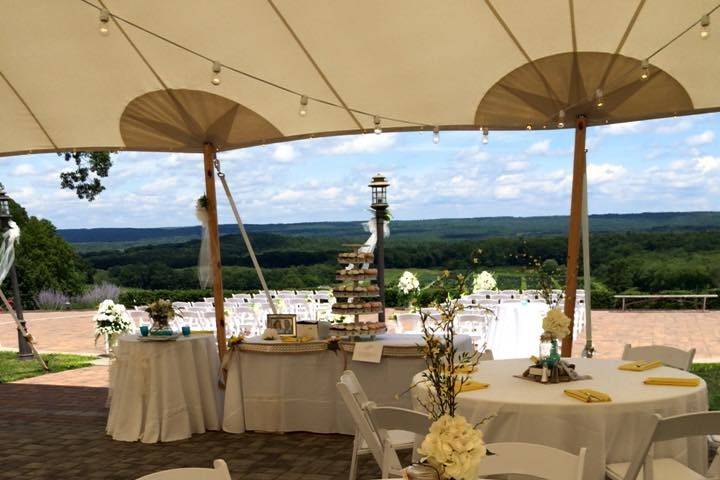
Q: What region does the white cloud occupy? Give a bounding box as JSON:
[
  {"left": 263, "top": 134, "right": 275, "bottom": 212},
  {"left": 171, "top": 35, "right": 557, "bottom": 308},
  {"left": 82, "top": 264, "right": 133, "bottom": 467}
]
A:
[
  {"left": 140, "top": 176, "right": 179, "bottom": 193},
  {"left": 599, "top": 121, "right": 648, "bottom": 135},
  {"left": 494, "top": 184, "right": 520, "bottom": 199},
  {"left": 686, "top": 130, "right": 715, "bottom": 146},
  {"left": 587, "top": 163, "right": 627, "bottom": 184},
  {"left": 321, "top": 134, "right": 396, "bottom": 155},
  {"left": 456, "top": 146, "right": 490, "bottom": 162},
  {"left": 526, "top": 139, "right": 551, "bottom": 155},
  {"left": 694, "top": 155, "right": 720, "bottom": 174},
  {"left": 271, "top": 144, "right": 298, "bottom": 162},
  {"left": 655, "top": 119, "right": 693, "bottom": 134},
  {"left": 11, "top": 163, "right": 36, "bottom": 176},
  {"left": 505, "top": 161, "right": 529, "bottom": 171}
]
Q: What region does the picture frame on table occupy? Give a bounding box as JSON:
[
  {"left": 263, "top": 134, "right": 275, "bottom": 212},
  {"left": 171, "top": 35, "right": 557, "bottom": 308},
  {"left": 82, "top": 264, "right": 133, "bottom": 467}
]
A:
[{"left": 267, "top": 314, "right": 297, "bottom": 336}]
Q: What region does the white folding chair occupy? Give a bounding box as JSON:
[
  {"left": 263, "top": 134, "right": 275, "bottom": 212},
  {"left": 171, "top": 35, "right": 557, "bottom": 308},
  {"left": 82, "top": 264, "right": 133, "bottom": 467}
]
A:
[
  {"left": 365, "top": 404, "right": 432, "bottom": 479},
  {"left": 135, "top": 459, "right": 230, "bottom": 480},
  {"left": 336, "top": 371, "right": 417, "bottom": 480},
  {"left": 478, "top": 442, "right": 586, "bottom": 480},
  {"left": 622, "top": 344, "right": 696, "bottom": 371},
  {"left": 395, "top": 313, "right": 421, "bottom": 333},
  {"left": 607, "top": 411, "right": 720, "bottom": 480}
]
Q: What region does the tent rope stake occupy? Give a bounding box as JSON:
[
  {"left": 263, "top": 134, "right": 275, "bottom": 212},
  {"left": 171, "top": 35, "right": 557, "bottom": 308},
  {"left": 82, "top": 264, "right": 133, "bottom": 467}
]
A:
[{"left": 213, "top": 156, "right": 277, "bottom": 315}]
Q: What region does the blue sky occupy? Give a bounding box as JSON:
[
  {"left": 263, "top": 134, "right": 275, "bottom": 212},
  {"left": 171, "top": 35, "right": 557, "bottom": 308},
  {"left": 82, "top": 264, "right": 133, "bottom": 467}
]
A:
[{"left": 1, "top": 113, "right": 719, "bottom": 229}]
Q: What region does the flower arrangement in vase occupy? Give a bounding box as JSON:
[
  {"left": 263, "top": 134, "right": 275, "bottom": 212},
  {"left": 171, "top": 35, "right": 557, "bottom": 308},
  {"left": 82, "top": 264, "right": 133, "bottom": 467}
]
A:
[
  {"left": 94, "top": 299, "right": 133, "bottom": 355},
  {"left": 406, "top": 253, "right": 494, "bottom": 480},
  {"left": 471, "top": 270, "right": 497, "bottom": 293},
  {"left": 145, "top": 299, "right": 176, "bottom": 336}
]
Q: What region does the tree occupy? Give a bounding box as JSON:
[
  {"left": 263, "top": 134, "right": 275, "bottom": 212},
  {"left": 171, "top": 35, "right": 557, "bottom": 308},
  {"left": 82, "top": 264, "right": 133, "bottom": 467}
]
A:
[
  {"left": 6, "top": 199, "right": 89, "bottom": 307},
  {"left": 58, "top": 152, "right": 114, "bottom": 201}
]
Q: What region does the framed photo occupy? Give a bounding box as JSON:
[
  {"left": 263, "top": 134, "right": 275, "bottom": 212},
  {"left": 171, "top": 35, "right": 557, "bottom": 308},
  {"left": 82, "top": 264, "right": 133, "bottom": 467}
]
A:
[{"left": 267, "top": 314, "right": 297, "bottom": 336}]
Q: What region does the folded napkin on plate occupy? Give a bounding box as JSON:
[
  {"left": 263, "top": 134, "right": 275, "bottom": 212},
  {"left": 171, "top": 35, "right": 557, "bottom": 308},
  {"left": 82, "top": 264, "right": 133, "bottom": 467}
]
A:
[
  {"left": 564, "top": 388, "right": 612, "bottom": 403},
  {"left": 618, "top": 360, "right": 664, "bottom": 371},
  {"left": 455, "top": 380, "right": 489, "bottom": 393},
  {"left": 643, "top": 377, "right": 700, "bottom": 387}
]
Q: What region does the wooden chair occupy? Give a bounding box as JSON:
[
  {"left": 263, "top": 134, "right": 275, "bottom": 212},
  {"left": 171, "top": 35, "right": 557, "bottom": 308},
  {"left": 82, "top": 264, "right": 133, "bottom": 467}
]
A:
[
  {"left": 606, "top": 411, "right": 720, "bottom": 480},
  {"left": 478, "top": 442, "right": 587, "bottom": 480},
  {"left": 622, "top": 344, "right": 696, "bottom": 371},
  {"left": 136, "top": 459, "right": 230, "bottom": 480},
  {"left": 336, "top": 371, "right": 417, "bottom": 480},
  {"left": 365, "top": 405, "right": 432, "bottom": 479}
]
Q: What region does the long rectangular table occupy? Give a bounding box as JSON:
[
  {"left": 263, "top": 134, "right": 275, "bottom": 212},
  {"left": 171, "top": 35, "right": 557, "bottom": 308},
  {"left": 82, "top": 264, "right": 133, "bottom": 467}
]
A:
[{"left": 222, "top": 334, "right": 474, "bottom": 434}]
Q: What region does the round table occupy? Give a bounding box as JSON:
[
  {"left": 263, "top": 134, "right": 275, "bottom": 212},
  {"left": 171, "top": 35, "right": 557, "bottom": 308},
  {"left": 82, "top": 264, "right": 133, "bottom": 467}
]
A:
[
  {"left": 106, "top": 334, "right": 222, "bottom": 443},
  {"left": 412, "top": 358, "right": 708, "bottom": 480}
]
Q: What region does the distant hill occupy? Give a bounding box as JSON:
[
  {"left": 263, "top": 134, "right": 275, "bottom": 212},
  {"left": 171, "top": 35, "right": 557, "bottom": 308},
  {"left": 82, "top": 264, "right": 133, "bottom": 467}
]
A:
[{"left": 59, "top": 211, "right": 720, "bottom": 252}]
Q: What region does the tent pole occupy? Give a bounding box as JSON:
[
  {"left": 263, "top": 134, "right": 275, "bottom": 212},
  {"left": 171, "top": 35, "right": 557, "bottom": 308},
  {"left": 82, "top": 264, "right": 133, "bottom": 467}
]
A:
[
  {"left": 581, "top": 168, "right": 594, "bottom": 358},
  {"left": 203, "top": 142, "right": 227, "bottom": 364},
  {"left": 561, "top": 115, "right": 587, "bottom": 357}
]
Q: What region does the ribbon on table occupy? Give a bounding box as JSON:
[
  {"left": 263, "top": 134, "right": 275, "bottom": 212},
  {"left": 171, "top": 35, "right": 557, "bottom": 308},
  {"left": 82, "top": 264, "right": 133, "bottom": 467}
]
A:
[
  {"left": 196, "top": 205, "right": 212, "bottom": 288},
  {"left": 0, "top": 220, "right": 20, "bottom": 284}
]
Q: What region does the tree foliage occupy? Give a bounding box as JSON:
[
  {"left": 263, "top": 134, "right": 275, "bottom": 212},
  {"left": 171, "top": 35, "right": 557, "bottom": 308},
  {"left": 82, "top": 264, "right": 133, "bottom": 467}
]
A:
[{"left": 58, "top": 151, "right": 114, "bottom": 201}]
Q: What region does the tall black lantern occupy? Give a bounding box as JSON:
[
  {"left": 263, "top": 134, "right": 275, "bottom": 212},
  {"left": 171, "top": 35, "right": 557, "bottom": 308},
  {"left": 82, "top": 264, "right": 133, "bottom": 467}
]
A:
[
  {"left": 369, "top": 174, "right": 389, "bottom": 322},
  {"left": 0, "top": 187, "right": 32, "bottom": 359},
  {"left": 369, "top": 174, "right": 389, "bottom": 208}
]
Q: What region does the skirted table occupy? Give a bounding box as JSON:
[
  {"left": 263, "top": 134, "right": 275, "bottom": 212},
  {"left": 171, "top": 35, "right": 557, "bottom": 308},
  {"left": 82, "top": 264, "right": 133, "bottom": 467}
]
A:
[
  {"left": 223, "top": 334, "right": 473, "bottom": 434},
  {"left": 412, "top": 358, "right": 708, "bottom": 480},
  {"left": 107, "top": 334, "right": 223, "bottom": 443}
]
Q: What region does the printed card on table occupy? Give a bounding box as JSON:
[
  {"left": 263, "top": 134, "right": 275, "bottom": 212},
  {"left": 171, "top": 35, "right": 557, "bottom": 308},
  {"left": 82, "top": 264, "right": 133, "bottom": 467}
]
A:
[{"left": 352, "top": 342, "right": 384, "bottom": 363}]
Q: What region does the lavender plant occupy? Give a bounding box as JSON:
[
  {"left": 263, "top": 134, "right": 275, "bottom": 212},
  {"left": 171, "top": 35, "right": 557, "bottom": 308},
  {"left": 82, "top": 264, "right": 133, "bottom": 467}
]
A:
[{"left": 35, "top": 289, "right": 69, "bottom": 310}]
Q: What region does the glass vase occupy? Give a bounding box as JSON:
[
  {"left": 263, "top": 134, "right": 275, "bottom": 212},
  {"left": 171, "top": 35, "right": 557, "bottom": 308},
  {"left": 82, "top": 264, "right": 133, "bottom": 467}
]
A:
[
  {"left": 149, "top": 318, "right": 173, "bottom": 336},
  {"left": 539, "top": 333, "right": 560, "bottom": 367}
]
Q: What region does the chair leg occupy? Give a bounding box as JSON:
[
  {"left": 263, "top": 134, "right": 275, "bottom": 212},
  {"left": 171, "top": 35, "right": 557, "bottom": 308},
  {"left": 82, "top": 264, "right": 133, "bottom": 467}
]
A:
[{"left": 349, "top": 434, "right": 360, "bottom": 480}]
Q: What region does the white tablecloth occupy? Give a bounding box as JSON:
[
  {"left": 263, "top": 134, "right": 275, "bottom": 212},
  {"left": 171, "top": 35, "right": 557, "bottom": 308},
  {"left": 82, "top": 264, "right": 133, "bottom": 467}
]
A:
[
  {"left": 413, "top": 358, "right": 708, "bottom": 480},
  {"left": 487, "top": 302, "right": 548, "bottom": 359},
  {"left": 107, "top": 334, "right": 223, "bottom": 443},
  {"left": 223, "top": 334, "right": 473, "bottom": 434}
]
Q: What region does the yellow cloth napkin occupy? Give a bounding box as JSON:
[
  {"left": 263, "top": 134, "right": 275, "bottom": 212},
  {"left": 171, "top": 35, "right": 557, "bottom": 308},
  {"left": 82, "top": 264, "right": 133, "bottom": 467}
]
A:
[
  {"left": 643, "top": 377, "right": 700, "bottom": 387},
  {"left": 280, "top": 336, "right": 313, "bottom": 343},
  {"left": 564, "top": 389, "right": 612, "bottom": 403},
  {"left": 618, "top": 360, "right": 664, "bottom": 371},
  {"left": 455, "top": 380, "right": 489, "bottom": 393}
]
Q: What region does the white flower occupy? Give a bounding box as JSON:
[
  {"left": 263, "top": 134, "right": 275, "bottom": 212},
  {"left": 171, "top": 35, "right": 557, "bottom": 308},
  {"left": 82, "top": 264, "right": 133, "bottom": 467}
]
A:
[
  {"left": 93, "top": 299, "right": 134, "bottom": 336},
  {"left": 472, "top": 271, "right": 497, "bottom": 293},
  {"left": 262, "top": 328, "right": 279, "bottom": 340},
  {"left": 419, "top": 415, "right": 486, "bottom": 480},
  {"left": 542, "top": 308, "right": 571, "bottom": 339},
  {"left": 398, "top": 271, "right": 420, "bottom": 294}
]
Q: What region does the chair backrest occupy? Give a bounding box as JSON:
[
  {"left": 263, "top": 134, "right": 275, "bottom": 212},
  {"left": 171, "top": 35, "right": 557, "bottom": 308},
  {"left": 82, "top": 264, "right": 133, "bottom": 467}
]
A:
[
  {"left": 478, "top": 348, "right": 494, "bottom": 360},
  {"left": 622, "top": 344, "right": 696, "bottom": 371},
  {"left": 336, "top": 371, "right": 383, "bottom": 464},
  {"left": 478, "top": 442, "right": 586, "bottom": 480},
  {"left": 365, "top": 404, "right": 432, "bottom": 436},
  {"left": 624, "top": 412, "right": 720, "bottom": 480},
  {"left": 136, "top": 459, "right": 230, "bottom": 480}
]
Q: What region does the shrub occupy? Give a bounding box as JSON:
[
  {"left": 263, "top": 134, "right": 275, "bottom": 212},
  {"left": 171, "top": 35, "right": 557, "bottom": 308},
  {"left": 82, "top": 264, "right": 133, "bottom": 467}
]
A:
[
  {"left": 118, "top": 288, "right": 215, "bottom": 307},
  {"left": 35, "top": 289, "right": 69, "bottom": 310},
  {"left": 71, "top": 283, "right": 120, "bottom": 309}
]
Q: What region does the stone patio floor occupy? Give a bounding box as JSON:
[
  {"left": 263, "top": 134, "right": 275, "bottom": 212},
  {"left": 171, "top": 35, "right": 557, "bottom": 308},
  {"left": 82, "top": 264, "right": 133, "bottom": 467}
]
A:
[{"left": 0, "top": 308, "right": 718, "bottom": 478}]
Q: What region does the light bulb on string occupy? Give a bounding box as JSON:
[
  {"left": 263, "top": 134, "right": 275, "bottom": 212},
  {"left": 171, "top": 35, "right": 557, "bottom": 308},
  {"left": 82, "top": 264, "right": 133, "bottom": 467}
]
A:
[
  {"left": 558, "top": 109, "right": 565, "bottom": 128},
  {"left": 99, "top": 8, "right": 110, "bottom": 36},
  {"left": 526, "top": 123, "right": 532, "bottom": 130},
  {"left": 595, "top": 88, "right": 604, "bottom": 108},
  {"left": 482, "top": 127, "right": 489, "bottom": 144},
  {"left": 211, "top": 61, "right": 222, "bottom": 86},
  {"left": 701, "top": 14, "right": 710, "bottom": 39},
  {"left": 373, "top": 116, "right": 382, "bottom": 134},
  {"left": 433, "top": 126, "right": 440, "bottom": 144},
  {"left": 640, "top": 59, "right": 650, "bottom": 80},
  {"left": 298, "top": 95, "right": 308, "bottom": 117}
]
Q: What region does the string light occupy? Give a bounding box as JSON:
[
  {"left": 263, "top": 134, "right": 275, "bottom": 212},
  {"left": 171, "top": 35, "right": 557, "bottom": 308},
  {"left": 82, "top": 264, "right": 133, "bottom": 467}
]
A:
[
  {"left": 99, "top": 8, "right": 110, "bottom": 36},
  {"left": 558, "top": 109, "right": 565, "bottom": 128},
  {"left": 640, "top": 59, "right": 650, "bottom": 80},
  {"left": 701, "top": 14, "right": 710, "bottom": 39},
  {"left": 211, "top": 61, "right": 222, "bottom": 86},
  {"left": 595, "top": 88, "right": 604, "bottom": 108},
  {"left": 526, "top": 123, "right": 532, "bottom": 130},
  {"left": 433, "top": 126, "right": 440, "bottom": 144},
  {"left": 298, "top": 95, "right": 308, "bottom": 117},
  {"left": 482, "top": 127, "right": 489, "bottom": 144},
  {"left": 373, "top": 116, "right": 382, "bottom": 134}
]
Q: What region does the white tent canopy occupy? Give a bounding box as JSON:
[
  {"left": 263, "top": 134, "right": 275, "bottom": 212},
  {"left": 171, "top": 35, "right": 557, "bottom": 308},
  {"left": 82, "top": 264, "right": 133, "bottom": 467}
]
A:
[{"left": 2, "top": 0, "right": 719, "bottom": 156}]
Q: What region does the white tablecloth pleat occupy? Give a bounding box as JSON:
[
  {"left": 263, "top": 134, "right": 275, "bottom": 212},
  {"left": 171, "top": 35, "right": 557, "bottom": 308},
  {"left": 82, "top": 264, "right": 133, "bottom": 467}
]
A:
[{"left": 107, "top": 335, "right": 222, "bottom": 443}]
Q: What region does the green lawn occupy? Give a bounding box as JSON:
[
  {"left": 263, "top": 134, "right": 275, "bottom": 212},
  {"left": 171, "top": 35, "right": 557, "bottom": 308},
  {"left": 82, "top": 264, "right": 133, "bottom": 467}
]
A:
[
  {"left": 691, "top": 363, "right": 720, "bottom": 410},
  {"left": 0, "top": 351, "right": 97, "bottom": 383}
]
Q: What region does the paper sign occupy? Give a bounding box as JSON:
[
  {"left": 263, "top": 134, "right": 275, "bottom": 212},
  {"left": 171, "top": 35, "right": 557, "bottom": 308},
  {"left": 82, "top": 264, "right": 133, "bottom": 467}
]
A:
[{"left": 352, "top": 342, "right": 384, "bottom": 363}]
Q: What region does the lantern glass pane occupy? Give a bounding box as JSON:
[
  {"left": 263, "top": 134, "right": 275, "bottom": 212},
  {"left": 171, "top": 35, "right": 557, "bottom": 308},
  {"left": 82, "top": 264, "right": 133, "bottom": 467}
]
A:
[{"left": 0, "top": 200, "right": 9, "bottom": 216}]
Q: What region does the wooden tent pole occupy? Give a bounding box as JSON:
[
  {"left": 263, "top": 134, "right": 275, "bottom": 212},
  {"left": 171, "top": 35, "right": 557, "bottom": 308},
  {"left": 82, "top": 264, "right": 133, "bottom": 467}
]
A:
[
  {"left": 561, "top": 115, "right": 587, "bottom": 357},
  {"left": 203, "top": 142, "right": 227, "bottom": 364}
]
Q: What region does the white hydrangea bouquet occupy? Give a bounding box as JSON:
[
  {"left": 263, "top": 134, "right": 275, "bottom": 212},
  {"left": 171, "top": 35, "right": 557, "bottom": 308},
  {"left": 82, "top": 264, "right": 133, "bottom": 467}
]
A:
[
  {"left": 472, "top": 270, "right": 497, "bottom": 293},
  {"left": 418, "top": 414, "right": 486, "bottom": 480},
  {"left": 397, "top": 271, "right": 421, "bottom": 311},
  {"left": 94, "top": 299, "right": 134, "bottom": 354}
]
